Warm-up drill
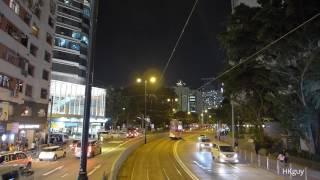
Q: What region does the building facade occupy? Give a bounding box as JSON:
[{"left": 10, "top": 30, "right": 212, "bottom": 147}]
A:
[
  {"left": 174, "top": 81, "right": 203, "bottom": 114},
  {"left": 0, "top": 0, "right": 56, "bottom": 146},
  {"left": 49, "top": 80, "right": 107, "bottom": 138},
  {"left": 51, "top": 0, "right": 90, "bottom": 84}
]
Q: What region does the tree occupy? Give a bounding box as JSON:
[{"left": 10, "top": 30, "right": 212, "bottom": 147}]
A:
[{"left": 218, "top": 0, "right": 320, "bottom": 153}]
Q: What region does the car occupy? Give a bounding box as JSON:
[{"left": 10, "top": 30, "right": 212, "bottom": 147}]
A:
[
  {"left": 49, "top": 133, "right": 69, "bottom": 145},
  {"left": 198, "top": 137, "right": 213, "bottom": 151},
  {"left": 69, "top": 139, "right": 81, "bottom": 153},
  {"left": 126, "top": 129, "right": 139, "bottom": 138},
  {"left": 198, "top": 134, "right": 206, "bottom": 140},
  {"left": 75, "top": 140, "right": 102, "bottom": 158},
  {"left": 98, "top": 131, "right": 112, "bottom": 141},
  {"left": 0, "top": 151, "right": 32, "bottom": 170},
  {"left": 39, "top": 146, "right": 66, "bottom": 161},
  {"left": 0, "top": 165, "right": 34, "bottom": 180},
  {"left": 211, "top": 144, "right": 239, "bottom": 163}
]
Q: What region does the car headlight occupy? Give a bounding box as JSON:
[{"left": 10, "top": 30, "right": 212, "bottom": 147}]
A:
[
  {"left": 220, "top": 153, "right": 226, "bottom": 158},
  {"left": 234, "top": 154, "right": 238, "bottom": 158},
  {"left": 209, "top": 143, "right": 213, "bottom": 147}
]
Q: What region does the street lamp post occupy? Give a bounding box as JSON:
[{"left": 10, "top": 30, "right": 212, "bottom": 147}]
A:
[
  {"left": 137, "top": 76, "right": 156, "bottom": 144},
  {"left": 78, "top": 0, "right": 99, "bottom": 179}
]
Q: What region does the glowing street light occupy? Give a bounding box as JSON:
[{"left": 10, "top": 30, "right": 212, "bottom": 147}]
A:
[
  {"left": 136, "top": 78, "right": 142, "bottom": 83},
  {"left": 174, "top": 98, "right": 178, "bottom": 102},
  {"left": 150, "top": 76, "right": 156, "bottom": 83},
  {"left": 187, "top": 111, "right": 191, "bottom": 115},
  {"left": 136, "top": 76, "right": 157, "bottom": 144}
]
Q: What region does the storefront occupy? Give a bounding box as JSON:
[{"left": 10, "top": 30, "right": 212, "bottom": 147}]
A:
[{"left": 50, "top": 117, "right": 109, "bottom": 138}]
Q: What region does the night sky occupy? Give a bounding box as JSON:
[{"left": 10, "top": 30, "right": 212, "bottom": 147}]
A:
[{"left": 94, "top": 0, "right": 231, "bottom": 88}]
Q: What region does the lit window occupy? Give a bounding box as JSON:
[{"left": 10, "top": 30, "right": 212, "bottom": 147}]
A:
[
  {"left": 9, "top": 0, "right": 20, "bottom": 14},
  {"left": 72, "top": 32, "right": 81, "bottom": 40},
  {"left": 55, "top": 37, "right": 67, "bottom": 48},
  {"left": 70, "top": 42, "right": 80, "bottom": 51},
  {"left": 31, "top": 24, "right": 39, "bottom": 37},
  {"left": 81, "top": 35, "right": 89, "bottom": 45},
  {"left": 83, "top": 7, "right": 90, "bottom": 17}
]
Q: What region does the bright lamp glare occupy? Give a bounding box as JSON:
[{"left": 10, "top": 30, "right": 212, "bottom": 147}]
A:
[
  {"left": 150, "top": 77, "right": 156, "bottom": 83},
  {"left": 136, "top": 78, "right": 142, "bottom": 83}
]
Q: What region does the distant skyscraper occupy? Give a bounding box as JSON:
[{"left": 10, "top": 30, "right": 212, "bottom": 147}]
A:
[
  {"left": 174, "top": 81, "right": 203, "bottom": 113},
  {"left": 52, "top": 0, "right": 91, "bottom": 84}
]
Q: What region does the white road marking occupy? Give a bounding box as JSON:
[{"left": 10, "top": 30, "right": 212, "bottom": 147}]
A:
[
  {"left": 61, "top": 173, "right": 68, "bottom": 178},
  {"left": 193, "top": 160, "right": 210, "bottom": 170},
  {"left": 173, "top": 164, "right": 182, "bottom": 176},
  {"left": 173, "top": 141, "right": 199, "bottom": 180},
  {"left": 88, "top": 164, "right": 101, "bottom": 176},
  {"left": 130, "top": 166, "right": 135, "bottom": 180},
  {"left": 147, "top": 168, "right": 150, "bottom": 180},
  {"left": 108, "top": 140, "right": 123, "bottom": 144},
  {"left": 162, "top": 168, "right": 170, "bottom": 180},
  {"left": 43, "top": 165, "right": 64, "bottom": 176}
]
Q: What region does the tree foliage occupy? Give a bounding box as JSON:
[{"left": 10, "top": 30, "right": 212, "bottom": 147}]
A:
[{"left": 218, "top": 0, "right": 320, "bottom": 152}]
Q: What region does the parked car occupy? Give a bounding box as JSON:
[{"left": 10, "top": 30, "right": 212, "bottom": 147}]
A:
[
  {"left": 75, "top": 140, "right": 102, "bottom": 158},
  {"left": 0, "top": 165, "right": 34, "bottom": 180},
  {"left": 0, "top": 151, "right": 32, "bottom": 170},
  {"left": 198, "top": 136, "right": 213, "bottom": 151},
  {"left": 211, "top": 144, "right": 238, "bottom": 163},
  {"left": 39, "top": 146, "right": 66, "bottom": 161}
]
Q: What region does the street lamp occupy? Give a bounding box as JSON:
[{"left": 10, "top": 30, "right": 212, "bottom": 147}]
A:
[{"left": 136, "top": 76, "right": 156, "bottom": 144}]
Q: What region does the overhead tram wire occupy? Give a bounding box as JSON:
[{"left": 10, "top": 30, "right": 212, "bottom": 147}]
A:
[
  {"left": 160, "top": 0, "right": 199, "bottom": 80},
  {"left": 197, "top": 12, "right": 320, "bottom": 90}
]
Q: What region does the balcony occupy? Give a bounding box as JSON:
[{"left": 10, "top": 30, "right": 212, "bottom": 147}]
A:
[{"left": 0, "top": 17, "right": 28, "bottom": 47}]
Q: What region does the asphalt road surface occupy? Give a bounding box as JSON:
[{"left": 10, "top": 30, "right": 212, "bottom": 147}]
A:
[
  {"left": 119, "top": 131, "right": 280, "bottom": 180},
  {"left": 32, "top": 137, "right": 141, "bottom": 180}
]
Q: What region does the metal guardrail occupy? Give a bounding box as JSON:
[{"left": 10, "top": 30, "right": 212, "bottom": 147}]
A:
[{"left": 238, "top": 149, "right": 320, "bottom": 180}]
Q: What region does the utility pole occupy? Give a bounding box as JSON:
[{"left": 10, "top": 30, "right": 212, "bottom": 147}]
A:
[
  {"left": 78, "top": 0, "right": 99, "bottom": 179},
  {"left": 144, "top": 80, "right": 147, "bottom": 144},
  {"left": 231, "top": 100, "right": 235, "bottom": 148}
]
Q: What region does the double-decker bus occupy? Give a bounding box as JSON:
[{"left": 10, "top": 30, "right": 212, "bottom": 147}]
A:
[{"left": 169, "top": 119, "right": 183, "bottom": 139}]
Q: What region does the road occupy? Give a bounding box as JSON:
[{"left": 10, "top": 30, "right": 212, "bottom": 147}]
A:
[
  {"left": 119, "top": 131, "right": 280, "bottom": 180},
  {"left": 31, "top": 137, "right": 141, "bottom": 180}
]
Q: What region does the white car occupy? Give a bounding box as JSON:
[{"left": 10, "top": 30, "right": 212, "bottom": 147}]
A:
[
  {"left": 211, "top": 144, "right": 238, "bottom": 163},
  {"left": 39, "top": 146, "right": 66, "bottom": 161},
  {"left": 198, "top": 137, "right": 213, "bottom": 151}
]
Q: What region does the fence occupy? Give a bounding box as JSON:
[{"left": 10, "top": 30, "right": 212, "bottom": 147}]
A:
[{"left": 238, "top": 149, "right": 320, "bottom": 180}]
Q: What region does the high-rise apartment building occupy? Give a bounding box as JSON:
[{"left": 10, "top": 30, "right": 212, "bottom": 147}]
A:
[
  {"left": 52, "top": 0, "right": 90, "bottom": 84},
  {"left": 48, "top": 0, "right": 108, "bottom": 136},
  {"left": 0, "top": 0, "right": 56, "bottom": 146}
]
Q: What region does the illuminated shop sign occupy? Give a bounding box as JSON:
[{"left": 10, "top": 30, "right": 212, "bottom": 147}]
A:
[{"left": 19, "top": 124, "right": 40, "bottom": 129}]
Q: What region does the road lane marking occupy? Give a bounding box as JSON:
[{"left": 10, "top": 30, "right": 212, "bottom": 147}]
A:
[
  {"left": 88, "top": 164, "right": 101, "bottom": 176},
  {"left": 43, "top": 165, "right": 64, "bottom": 176},
  {"left": 173, "top": 141, "right": 199, "bottom": 180},
  {"left": 162, "top": 168, "right": 170, "bottom": 180},
  {"left": 193, "top": 160, "right": 206, "bottom": 169},
  {"left": 147, "top": 168, "right": 150, "bottom": 180},
  {"left": 174, "top": 164, "right": 182, "bottom": 176},
  {"left": 108, "top": 140, "right": 123, "bottom": 144},
  {"left": 61, "top": 173, "right": 68, "bottom": 178},
  {"left": 130, "top": 166, "right": 135, "bottom": 180}
]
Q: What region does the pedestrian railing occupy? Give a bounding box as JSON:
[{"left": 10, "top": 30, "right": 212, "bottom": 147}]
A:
[{"left": 238, "top": 149, "right": 320, "bottom": 180}]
